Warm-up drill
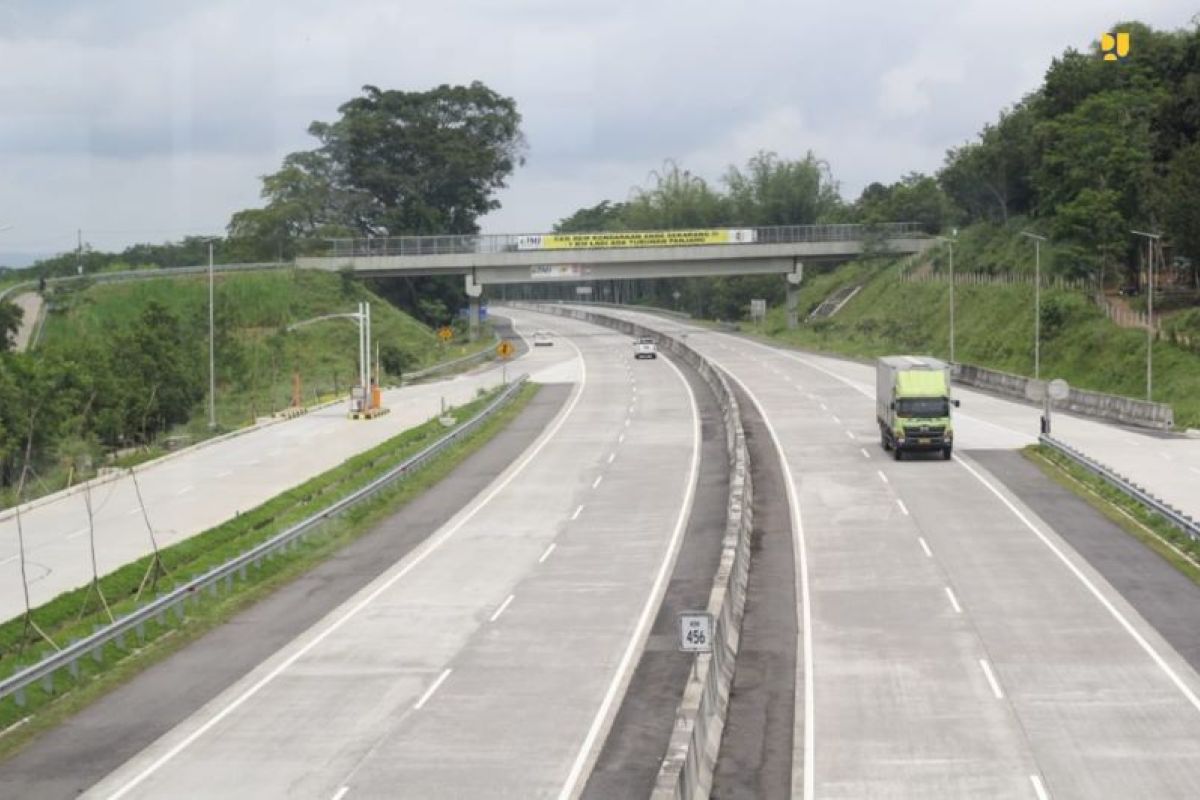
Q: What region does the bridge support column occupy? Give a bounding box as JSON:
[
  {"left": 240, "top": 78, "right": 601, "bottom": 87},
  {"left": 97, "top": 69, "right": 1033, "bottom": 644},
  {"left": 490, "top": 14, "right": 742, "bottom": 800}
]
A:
[
  {"left": 465, "top": 273, "right": 483, "bottom": 342},
  {"left": 786, "top": 261, "right": 803, "bottom": 330}
]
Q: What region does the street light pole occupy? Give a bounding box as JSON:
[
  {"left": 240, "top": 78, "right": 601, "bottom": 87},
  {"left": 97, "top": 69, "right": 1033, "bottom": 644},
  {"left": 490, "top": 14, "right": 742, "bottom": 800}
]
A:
[
  {"left": 937, "top": 232, "right": 957, "bottom": 363},
  {"left": 208, "top": 239, "right": 216, "bottom": 429},
  {"left": 1131, "top": 230, "right": 1161, "bottom": 401},
  {"left": 1021, "top": 231, "right": 1047, "bottom": 381}
]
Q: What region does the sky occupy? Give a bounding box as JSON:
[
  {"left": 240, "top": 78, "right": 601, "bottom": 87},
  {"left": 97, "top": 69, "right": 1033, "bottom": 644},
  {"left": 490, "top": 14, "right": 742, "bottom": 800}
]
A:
[{"left": 0, "top": 0, "right": 1196, "bottom": 266}]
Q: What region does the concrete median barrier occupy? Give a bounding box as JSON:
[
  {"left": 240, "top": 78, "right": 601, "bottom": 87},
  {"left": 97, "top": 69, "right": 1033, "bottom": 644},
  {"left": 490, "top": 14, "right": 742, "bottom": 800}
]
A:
[
  {"left": 510, "top": 302, "right": 753, "bottom": 800},
  {"left": 952, "top": 363, "right": 1175, "bottom": 430}
]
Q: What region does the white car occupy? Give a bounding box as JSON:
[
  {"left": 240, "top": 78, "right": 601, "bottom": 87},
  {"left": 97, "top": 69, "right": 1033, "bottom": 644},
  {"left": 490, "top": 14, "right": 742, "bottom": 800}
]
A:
[
  {"left": 634, "top": 337, "right": 657, "bottom": 359},
  {"left": 532, "top": 330, "right": 554, "bottom": 346}
]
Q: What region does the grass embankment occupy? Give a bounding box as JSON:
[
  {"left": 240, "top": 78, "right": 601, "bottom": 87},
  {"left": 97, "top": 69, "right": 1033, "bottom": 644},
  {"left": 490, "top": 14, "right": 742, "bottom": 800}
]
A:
[
  {"left": 1024, "top": 444, "right": 1200, "bottom": 587},
  {"left": 40, "top": 269, "right": 491, "bottom": 434},
  {"left": 755, "top": 256, "right": 1200, "bottom": 428},
  {"left": 0, "top": 382, "right": 538, "bottom": 754}
]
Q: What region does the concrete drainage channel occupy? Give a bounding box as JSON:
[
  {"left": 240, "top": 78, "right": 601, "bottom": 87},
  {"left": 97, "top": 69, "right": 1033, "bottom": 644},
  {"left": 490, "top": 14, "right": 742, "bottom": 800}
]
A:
[{"left": 513, "top": 302, "right": 754, "bottom": 800}]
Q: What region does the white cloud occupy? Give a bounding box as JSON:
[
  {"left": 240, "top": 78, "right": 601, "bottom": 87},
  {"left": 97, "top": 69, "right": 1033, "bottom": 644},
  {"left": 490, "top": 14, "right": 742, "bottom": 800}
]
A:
[{"left": 1, "top": 0, "right": 1198, "bottom": 263}]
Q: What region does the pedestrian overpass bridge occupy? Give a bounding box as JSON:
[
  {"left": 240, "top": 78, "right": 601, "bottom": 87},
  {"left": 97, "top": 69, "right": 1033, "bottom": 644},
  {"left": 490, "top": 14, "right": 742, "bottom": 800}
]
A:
[{"left": 296, "top": 222, "right": 931, "bottom": 335}]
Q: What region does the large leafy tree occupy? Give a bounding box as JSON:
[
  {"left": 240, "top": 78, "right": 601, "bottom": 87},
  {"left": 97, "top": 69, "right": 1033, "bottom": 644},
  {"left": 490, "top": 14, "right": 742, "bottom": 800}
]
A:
[
  {"left": 230, "top": 81, "right": 526, "bottom": 251},
  {"left": 724, "top": 151, "right": 841, "bottom": 226},
  {"left": 1161, "top": 141, "right": 1200, "bottom": 287}
]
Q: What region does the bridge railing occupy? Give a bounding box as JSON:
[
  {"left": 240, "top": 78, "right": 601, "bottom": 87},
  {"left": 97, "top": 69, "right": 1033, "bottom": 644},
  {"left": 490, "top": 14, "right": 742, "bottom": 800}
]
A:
[{"left": 325, "top": 222, "right": 926, "bottom": 259}]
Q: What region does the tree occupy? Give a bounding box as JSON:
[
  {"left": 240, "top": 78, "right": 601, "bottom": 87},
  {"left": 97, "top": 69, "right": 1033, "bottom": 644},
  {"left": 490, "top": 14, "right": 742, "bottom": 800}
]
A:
[
  {"left": 306, "top": 82, "right": 526, "bottom": 235},
  {"left": 554, "top": 200, "right": 628, "bottom": 232},
  {"left": 723, "top": 151, "right": 842, "bottom": 226},
  {"left": 0, "top": 301, "right": 23, "bottom": 352},
  {"left": 855, "top": 173, "right": 953, "bottom": 233},
  {"left": 1051, "top": 188, "right": 1126, "bottom": 282},
  {"left": 1162, "top": 141, "right": 1200, "bottom": 287}
]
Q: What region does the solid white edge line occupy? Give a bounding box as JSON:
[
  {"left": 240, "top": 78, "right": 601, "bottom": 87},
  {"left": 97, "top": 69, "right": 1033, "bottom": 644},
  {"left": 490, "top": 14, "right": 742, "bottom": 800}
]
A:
[
  {"left": 103, "top": 315, "right": 592, "bottom": 800},
  {"left": 693, "top": 350, "right": 816, "bottom": 800},
  {"left": 578, "top": 305, "right": 815, "bottom": 797},
  {"left": 489, "top": 594, "right": 515, "bottom": 623},
  {"left": 1030, "top": 774, "right": 1051, "bottom": 800},
  {"left": 414, "top": 668, "right": 452, "bottom": 710},
  {"left": 955, "top": 454, "right": 1200, "bottom": 715},
  {"left": 557, "top": 351, "right": 701, "bottom": 800},
  {"left": 945, "top": 586, "right": 963, "bottom": 614},
  {"left": 539, "top": 543, "right": 557, "bottom": 563},
  {"left": 979, "top": 658, "right": 1004, "bottom": 699},
  {"left": 918, "top": 537, "right": 932, "bottom": 558},
  {"left": 712, "top": 324, "right": 1200, "bottom": 714}
]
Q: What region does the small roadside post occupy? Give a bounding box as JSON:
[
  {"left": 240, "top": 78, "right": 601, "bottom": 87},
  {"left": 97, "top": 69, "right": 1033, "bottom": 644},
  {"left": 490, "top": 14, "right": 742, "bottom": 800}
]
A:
[
  {"left": 1046, "top": 379, "right": 1069, "bottom": 436},
  {"left": 497, "top": 339, "right": 515, "bottom": 384},
  {"left": 679, "top": 611, "right": 714, "bottom": 653}
]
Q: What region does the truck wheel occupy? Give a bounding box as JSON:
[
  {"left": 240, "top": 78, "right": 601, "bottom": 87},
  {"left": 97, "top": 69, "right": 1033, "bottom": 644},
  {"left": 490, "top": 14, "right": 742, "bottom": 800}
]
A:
[
  {"left": 881, "top": 435, "right": 891, "bottom": 451},
  {"left": 893, "top": 448, "right": 903, "bottom": 462},
  {"left": 942, "top": 447, "right": 952, "bottom": 461}
]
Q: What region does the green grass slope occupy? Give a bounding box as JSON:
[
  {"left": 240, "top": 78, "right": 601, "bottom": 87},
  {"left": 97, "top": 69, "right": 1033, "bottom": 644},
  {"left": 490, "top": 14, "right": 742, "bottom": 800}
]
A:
[
  {"left": 40, "top": 269, "right": 481, "bottom": 433},
  {"left": 762, "top": 258, "right": 1200, "bottom": 428}
]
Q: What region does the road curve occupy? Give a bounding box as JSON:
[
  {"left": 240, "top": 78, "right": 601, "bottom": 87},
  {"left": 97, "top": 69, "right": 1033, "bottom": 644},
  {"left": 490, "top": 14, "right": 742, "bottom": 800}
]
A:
[
  {"left": 83, "top": 307, "right": 701, "bottom": 799},
  {"left": 0, "top": 324, "right": 547, "bottom": 623},
  {"left": 587, "top": 305, "right": 1200, "bottom": 800}
]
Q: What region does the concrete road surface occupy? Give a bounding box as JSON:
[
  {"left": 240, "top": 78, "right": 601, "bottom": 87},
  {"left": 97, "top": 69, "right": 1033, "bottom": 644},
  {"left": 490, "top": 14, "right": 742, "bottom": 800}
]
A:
[
  {"left": 9, "top": 291, "right": 43, "bottom": 351},
  {"left": 84, "top": 308, "right": 702, "bottom": 799},
  {"left": 581, "top": 306, "right": 1200, "bottom": 800},
  {"left": 0, "top": 318, "right": 557, "bottom": 623}
]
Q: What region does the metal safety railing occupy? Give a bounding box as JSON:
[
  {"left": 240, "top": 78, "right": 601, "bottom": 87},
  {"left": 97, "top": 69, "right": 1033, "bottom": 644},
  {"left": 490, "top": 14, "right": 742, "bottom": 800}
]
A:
[
  {"left": 0, "top": 262, "right": 291, "bottom": 304},
  {"left": 0, "top": 377, "right": 528, "bottom": 706},
  {"left": 1039, "top": 434, "right": 1199, "bottom": 542},
  {"left": 325, "top": 222, "right": 927, "bottom": 259}
]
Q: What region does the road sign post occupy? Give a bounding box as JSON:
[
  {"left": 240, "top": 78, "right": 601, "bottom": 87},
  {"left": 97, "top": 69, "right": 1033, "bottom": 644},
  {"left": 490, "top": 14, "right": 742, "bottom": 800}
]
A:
[
  {"left": 497, "top": 339, "right": 515, "bottom": 385},
  {"left": 678, "top": 611, "right": 714, "bottom": 653}
]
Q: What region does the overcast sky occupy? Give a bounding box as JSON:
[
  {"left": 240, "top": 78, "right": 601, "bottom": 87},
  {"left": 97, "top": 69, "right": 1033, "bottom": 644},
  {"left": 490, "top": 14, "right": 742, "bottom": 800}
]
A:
[{"left": 0, "top": 0, "right": 1196, "bottom": 265}]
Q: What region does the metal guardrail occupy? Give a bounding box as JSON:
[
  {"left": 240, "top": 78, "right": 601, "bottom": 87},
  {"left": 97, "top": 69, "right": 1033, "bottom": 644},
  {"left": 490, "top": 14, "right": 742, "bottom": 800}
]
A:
[
  {"left": 326, "top": 222, "right": 926, "bottom": 258},
  {"left": 0, "top": 262, "right": 291, "bottom": 304},
  {"left": 0, "top": 377, "right": 528, "bottom": 706},
  {"left": 401, "top": 346, "right": 495, "bottom": 383},
  {"left": 1039, "top": 434, "right": 1199, "bottom": 542}
]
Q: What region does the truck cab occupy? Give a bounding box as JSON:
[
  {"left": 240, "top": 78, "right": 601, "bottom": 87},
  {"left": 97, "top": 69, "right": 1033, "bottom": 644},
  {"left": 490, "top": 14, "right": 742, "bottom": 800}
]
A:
[{"left": 876, "top": 356, "right": 959, "bottom": 461}]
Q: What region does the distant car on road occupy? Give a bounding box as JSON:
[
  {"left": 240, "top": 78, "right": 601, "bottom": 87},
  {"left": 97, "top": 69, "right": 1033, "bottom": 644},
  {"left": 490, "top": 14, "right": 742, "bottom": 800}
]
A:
[
  {"left": 532, "top": 330, "right": 554, "bottom": 346},
  {"left": 634, "top": 336, "right": 657, "bottom": 359}
]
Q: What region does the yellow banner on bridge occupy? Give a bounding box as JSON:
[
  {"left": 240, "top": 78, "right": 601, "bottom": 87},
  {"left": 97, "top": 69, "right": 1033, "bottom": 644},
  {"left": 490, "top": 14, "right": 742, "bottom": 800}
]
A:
[{"left": 516, "top": 228, "right": 756, "bottom": 251}]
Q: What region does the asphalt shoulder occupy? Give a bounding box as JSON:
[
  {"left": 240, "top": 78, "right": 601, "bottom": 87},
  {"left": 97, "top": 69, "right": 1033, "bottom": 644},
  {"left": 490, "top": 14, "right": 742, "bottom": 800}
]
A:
[{"left": 970, "top": 449, "right": 1200, "bottom": 673}]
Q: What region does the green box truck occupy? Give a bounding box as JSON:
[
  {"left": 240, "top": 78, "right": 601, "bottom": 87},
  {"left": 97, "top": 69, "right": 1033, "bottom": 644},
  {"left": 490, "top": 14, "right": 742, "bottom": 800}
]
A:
[{"left": 876, "top": 356, "right": 959, "bottom": 461}]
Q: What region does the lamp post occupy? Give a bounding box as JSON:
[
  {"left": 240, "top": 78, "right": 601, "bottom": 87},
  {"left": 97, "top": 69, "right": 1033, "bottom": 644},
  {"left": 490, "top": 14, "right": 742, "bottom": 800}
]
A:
[
  {"left": 1131, "top": 230, "right": 1161, "bottom": 401},
  {"left": 936, "top": 231, "right": 958, "bottom": 363},
  {"left": 1020, "top": 231, "right": 1047, "bottom": 380},
  {"left": 202, "top": 238, "right": 219, "bottom": 429}
]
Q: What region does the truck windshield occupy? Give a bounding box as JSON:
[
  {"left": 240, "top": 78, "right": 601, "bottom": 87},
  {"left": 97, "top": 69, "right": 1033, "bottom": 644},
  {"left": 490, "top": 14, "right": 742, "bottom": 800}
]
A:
[{"left": 897, "top": 398, "right": 949, "bottom": 418}]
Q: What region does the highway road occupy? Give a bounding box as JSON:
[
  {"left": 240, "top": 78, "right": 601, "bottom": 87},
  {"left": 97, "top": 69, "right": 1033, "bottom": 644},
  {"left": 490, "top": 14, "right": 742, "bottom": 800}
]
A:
[
  {"left": 83, "top": 308, "right": 702, "bottom": 799},
  {"left": 572, "top": 305, "right": 1200, "bottom": 799},
  {"left": 0, "top": 319, "right": 551, "bottom": 623}
]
